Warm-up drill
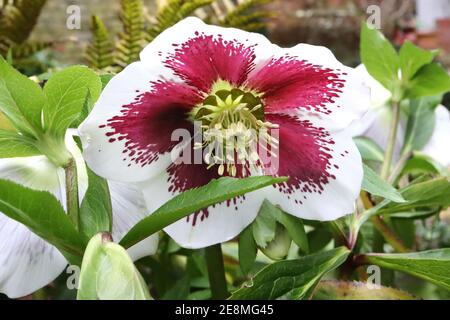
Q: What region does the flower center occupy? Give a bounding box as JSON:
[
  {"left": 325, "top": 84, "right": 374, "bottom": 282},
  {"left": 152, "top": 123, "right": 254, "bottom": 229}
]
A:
[{"left": 190, "top": 81, "right": 279, "bottom": 176}]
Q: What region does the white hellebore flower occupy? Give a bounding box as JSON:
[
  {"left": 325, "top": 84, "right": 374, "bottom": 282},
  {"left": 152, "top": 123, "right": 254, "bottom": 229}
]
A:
[
  {"left": 79, "top": 18, "right": 370, "bottom": 250},
  {"left": 0, "top": 132, "right": 158, "bottom": 299},
  {"left": 352, "top": 65, "right": 450, "bottom": 166}
]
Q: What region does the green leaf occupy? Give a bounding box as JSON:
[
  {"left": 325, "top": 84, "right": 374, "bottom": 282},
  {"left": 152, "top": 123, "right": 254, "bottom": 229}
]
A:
[
  {"left": 79, "top": 167, "right": 113, "bottom": 239},
  {"left": 360, "top": 23, "right": 399, "bottom": 92},
  {"left": 0, "top": 129, "right": 41, "bottom": 158},
  {"left": 362, "top": 164, "right": 405, "bottom": 203},
  {"left": 229, "top": 247, "right": 350, "bottom": 300},
  {"left": 77, "top": 233, "right": 151, "bottom": 300},
  {"left": 0, "top": 56, "right": 45, "bottom": 134},
  {"left": 239, "top": 226, "right": 257, "bottom": 275},
  {"left": 359, "top": 249, "right": 450, "bottom": 290},
  {"left": 43, "top": 66, "right": 101, "bottom": 137},
  {"left": 399, "top": 41, "right": 438, "bottom": 81},
  {"left": 401, "top": 152, "right": 442, "bottom": 176},
  {"left": 308, "top": 227, "right": 333, "bottom": 253},
  {"left": 253, "top": 200, "right": 277, "bottom": 248},
  {"left": 354, "top": 137, "right": 385, "bottom": 162},
  {"left": 407, "top": 63, "right": 450, "bottom": 99},
  {"left": 259, "top": 200, "right": 308, "bottom": 254},
  {"left": 313, "top": 280, "right": 417, "bottom": 300},
  {"left": 259, "top": 223, "right": 292, "bottom": 260},
  {"left": 0, "top": 179, "right": 85, "bottom": 258},
  {"left": 120, "top": 176, "right": 287, "bottom": 249},
  {"left": 384, "top": 177, "right": 450, "bottom": 213},
  {"left": 402, "top": 97, "right": 440, "bottom": 154}
]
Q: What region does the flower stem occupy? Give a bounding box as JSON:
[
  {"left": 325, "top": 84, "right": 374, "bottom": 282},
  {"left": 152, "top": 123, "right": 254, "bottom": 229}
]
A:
[
  {"left": 205, "top": 244, "right": 229, "bottom": 300},
  {"left": 360, "top": 192, "right": 410, "bottom": 253},
  {"left": 380, "top": 101, "right": 401, "bottom": 180},
  {"left": 65, "top": 157, "right": 79, "bottom": 230}
]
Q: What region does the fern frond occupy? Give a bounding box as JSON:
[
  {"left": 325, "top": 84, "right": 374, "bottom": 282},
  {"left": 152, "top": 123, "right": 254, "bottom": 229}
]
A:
[
  {"left": 85, "top": 15, "right": 114, "bottom": 70},
  {"left": 115, "top": 0, "right": 146, "bottom": 68},
  {"left": 0, "top": 0, "right": 47, "bottom": 44},
  {"left": 147, "top": 0, "right": 213, "bottom": 43},
  {"left": 219, "top": 0, "right": 272, "bottom": 31},
  {"left": 10, "top": 41, "right": 51, "bottom": 59}
]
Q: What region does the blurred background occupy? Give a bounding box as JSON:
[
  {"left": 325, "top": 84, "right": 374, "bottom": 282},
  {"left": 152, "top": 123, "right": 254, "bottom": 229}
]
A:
[{"left": 22, "top": 0, "right": 450, "bottom": 66}]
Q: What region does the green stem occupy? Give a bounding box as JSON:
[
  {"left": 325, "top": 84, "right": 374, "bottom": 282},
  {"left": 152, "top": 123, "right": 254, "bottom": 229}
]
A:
[
  {"left": 205, "top": 244, "right": 229, "bottom": 300},
  {"left": 380, "top": 101, "right": 401, "bottom": 180},
  {"left": 65, "top": 157, "right": 79, "bottom": 230}
]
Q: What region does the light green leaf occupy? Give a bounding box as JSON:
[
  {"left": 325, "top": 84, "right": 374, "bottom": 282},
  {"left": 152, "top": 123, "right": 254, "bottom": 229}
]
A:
[
  {"left": 407, "top": 63, "right": 450, "bottom": 98},
  {"left": 260, "top": 223, "right": 292, "bottom": 261},
  {"left": 79, "top": 167, "right": 112, "bottom": 239},
  {"left": 313, "top": 280, "right": 417, "bottom": 300},
  {"left": 399, "top": 41, "right": 438, "bottom": 81},
  {"left": 0, "top": 130, "right": 41, "bottom": 158},
  {"left": 354, "top": 137, "right": 385, "bottom": 162},
  {"left": 77, "top": 233, "right": 151, "bottom": 300},
  {"left": 362, "top": 164, "right": 405, "bottom": 203},
  {"left": 120, "top": 176, "right": 287, "bottom": 249},
  {"left": 359, "top": 249, "right": 450, "bottom": 290},
  {"left": 402, "top": 97, "right": 440, "bottom": 154},
  {"left": 259, "top": 200, "right": 308, "bottom": 254},
  {"left": 0, "top": 56, "right": 46, "bottom": 134},
  {"left": 384, "top": 177, "right": 450, "bottom": 213},
  {"left": 43, "top": 66, "right": 101, "bottom": 137},
  {"left": 0, "top": 179, "right": 85, "bottom": 258},
  {"left": 253, "top": 200, "right": 277, "bottom": 248},
  {"left": 401, "top": 152, "right": 442, "bottom": 176},
  {"left": 239, "top": 226, "right": 257, "bottom": 275},
  {"left": 229, "top": 247, "right": 350, "bottom": 300},
  {"left": 360, "top": 23, "right": 400, "bottom": 92}
]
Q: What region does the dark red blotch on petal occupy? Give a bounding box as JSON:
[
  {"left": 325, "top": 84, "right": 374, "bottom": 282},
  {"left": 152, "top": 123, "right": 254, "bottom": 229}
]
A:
[
  {"left": 168, "top": 144, "right": 251, "bottom": 226},
  {"left": 164, "top": 32, "right": 257, "bottom": 93},
  {"left": 104, "top": 81, "right": 203, "bottom": 167},
  {"left": 265, "top": 114, "right": 337, "bottom": 204},
  {"left": 248, "top": 56, "right": 346, "bottom": 114}
]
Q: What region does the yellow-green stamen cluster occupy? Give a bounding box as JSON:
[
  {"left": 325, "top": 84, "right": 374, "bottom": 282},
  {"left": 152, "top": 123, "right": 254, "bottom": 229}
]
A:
[{"left": 190, "top": 81, "right": 279, "bottom": 176}]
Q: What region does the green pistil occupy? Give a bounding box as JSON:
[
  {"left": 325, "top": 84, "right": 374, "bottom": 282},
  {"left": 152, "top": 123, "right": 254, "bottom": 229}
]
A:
[{"left": 191, "top": 81, "right": 279, "bottom": 176}]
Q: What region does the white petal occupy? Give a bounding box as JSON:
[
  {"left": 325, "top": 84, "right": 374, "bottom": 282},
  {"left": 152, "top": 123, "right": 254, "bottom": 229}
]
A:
[
  {"left": 0, "top": 214, "right": 67, "bottom": 298},
  {"left": 139, "top": 171, "right": 265, "bottom": 249},
  {"left": 422, "top": 105, "right": 450, "bottom": 166},
  {"left": 283, "top": 46, "right": 371, "bottom": 131},
  {"left": 140, "top": 16, "right": 276, "bottom": 74},
  {"left": 0, "top": 156, "right": 65, "bottom": 202},
  {"left": 109, "top": 181, "right": 159, "bottom": 260},
  {"left": 265, "top": 128, "right": 363, "bottom": 221},
  {"left": 355, "top": 64, "right": 392, "bottom": 108},
  {"left": 78, "top": 62, "right": 175, "bottom": 184}
]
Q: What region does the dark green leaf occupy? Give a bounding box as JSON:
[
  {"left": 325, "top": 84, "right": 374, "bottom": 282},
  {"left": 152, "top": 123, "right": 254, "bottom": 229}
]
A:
[
  {"left": 229, "top": 247, "right": 350, "bottom": 300},
  {"left": 253, "top": 200, "right": 277, "bottom": 248},
  {"left": 120, "top": 176, "right": 288, "bottom": 249},
  {"left": 239, "top": 226, "right": 257, "bottom": 275},
  {"left": 0, "top": 179, "right": 85, "bottom": 257},
  {"left": 360, "top": 249, "right": 450, "bottom": 290},
  {"left": 79, "top": 167, "right": 113, "bottom": 239},
  {"left": 259, "top": 200, "right": 309, "bottom": 253}
]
